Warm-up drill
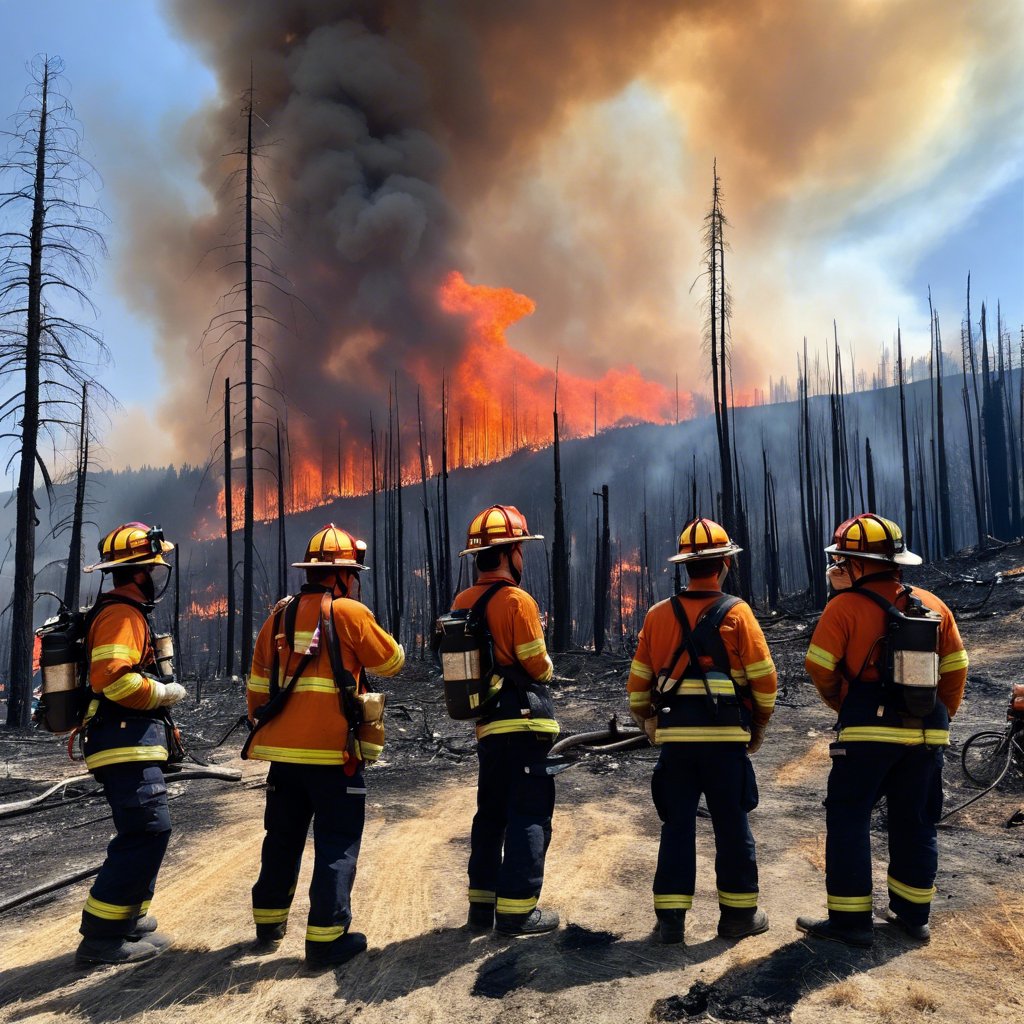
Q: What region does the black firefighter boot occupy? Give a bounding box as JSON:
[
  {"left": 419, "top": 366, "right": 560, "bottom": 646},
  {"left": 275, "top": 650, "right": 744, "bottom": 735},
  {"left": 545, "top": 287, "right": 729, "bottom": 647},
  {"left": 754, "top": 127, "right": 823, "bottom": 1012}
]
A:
[
  {"left": 796, "top": 916, "right": 874, "bottom": 948},
  {"left": 466, "top": 902, "right": 495, "bottom": 932},
  {"left": 305, "top": 931, "right": 368, "bottom": 969},
  {"left": 75, "top": 933, "right": 168, "bottom": 967},
  {"left": 255, "top": 922, "right": 288, "bottom": 950},
  {"left": 494, "top": 908, "right": 560, "bottom": 936},
  {"left": 655, "top": 909, "right": 685, "bottom": 945},
  {"left": 718, "top": 906, "right": 769, "bottom": 940}
]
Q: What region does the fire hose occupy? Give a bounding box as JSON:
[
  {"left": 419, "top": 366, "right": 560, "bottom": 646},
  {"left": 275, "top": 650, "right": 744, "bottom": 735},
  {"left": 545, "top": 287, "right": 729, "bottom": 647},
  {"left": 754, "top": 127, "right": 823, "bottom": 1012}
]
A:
[
  {"left": 0, "top": 766, "right": 244, "bottom": 918},
  {"left": 940, "top": 732, "right": 1024, "bottom": 825}
]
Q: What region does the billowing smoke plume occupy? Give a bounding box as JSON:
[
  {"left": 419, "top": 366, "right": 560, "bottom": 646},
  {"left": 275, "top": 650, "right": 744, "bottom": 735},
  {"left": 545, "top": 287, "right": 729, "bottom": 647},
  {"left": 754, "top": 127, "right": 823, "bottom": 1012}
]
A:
[{"left": 119, "top": 0, "right": 1022, "bottom": 464}]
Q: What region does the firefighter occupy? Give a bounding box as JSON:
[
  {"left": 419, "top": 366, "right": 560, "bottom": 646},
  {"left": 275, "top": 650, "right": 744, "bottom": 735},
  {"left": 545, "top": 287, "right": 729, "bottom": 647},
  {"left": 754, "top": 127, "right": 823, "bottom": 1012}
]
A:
[
  {"left": 246, "top": 524, "right": 404, "bottom": 968},
  {"left": 627, "top": 518, "right": 777, "bottom": 944},
  {"left": 452, "top": 505, "right": 560, "bottom": 936},
  {"left": 76, "top": 523, "right": 183, "bottom": 966},
  {"left": 796, "top": 513, "right": 968, "bottom": 947}
]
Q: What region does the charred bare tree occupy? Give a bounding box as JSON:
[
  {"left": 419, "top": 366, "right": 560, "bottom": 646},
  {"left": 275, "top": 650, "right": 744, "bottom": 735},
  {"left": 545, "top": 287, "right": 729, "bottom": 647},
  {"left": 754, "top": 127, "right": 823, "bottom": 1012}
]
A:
[
  {"left": 865, "top": 437, "right": 877, "bottom": 513},
  {"left": 700, "top": 161, "right": 735, "bottom": 533},
  {"left": 929, "top": 294, "right": 952, "bottom": 555},
  {"left": 592, "top": 484, "right": 610, "bottom": 653},
  {"left": 896, "top": 326, "right": 915, "bottom": 549},
  {"left": 222, "top": 377, "right": 235, "bottom": 676},
  {"left": 438, "top": 374, "right": 452, "bottom": 610},
  {"left": 0, "top": 57, "right": 111, "bottom": 728},
  {"left": 416, "top": 389, "right": 437, "bottom": 630},
  {"left": 369, "top": 414, "right": 380, "bottom": 618},
  {"left": 762, "top": 447, "right": 780, "bottom": 609},
  {"left": 551, "top": 371, "right": 571, "bottom": 651},
  {"left": 275, "top": 419, "right": 287, "bottom": 600},
  {"left": 53, "top": 384, "right": 90, "bottom": 614},
  {"left": 981, "top": 303, "right": 1011, "bottom": 539}
]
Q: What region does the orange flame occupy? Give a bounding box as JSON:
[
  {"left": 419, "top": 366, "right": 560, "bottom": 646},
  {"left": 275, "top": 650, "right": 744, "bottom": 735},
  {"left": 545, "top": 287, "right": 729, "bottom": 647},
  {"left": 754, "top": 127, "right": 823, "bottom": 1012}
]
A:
[
  {"left": 198, "top": 272, "right": 689, "bottom": 539},
  {"left": 439, "top": 272, "right": 683, "bottom": 465}
]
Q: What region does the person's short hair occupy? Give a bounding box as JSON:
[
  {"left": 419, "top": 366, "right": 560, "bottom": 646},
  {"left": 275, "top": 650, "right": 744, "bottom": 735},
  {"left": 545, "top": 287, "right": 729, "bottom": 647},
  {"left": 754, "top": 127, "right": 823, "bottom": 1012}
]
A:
[
  {"left": 685, "top": 556, "right": 726, "bottom": 580},
  {"left": 475, "top": 547, "right": 504, "bottom": 573}
]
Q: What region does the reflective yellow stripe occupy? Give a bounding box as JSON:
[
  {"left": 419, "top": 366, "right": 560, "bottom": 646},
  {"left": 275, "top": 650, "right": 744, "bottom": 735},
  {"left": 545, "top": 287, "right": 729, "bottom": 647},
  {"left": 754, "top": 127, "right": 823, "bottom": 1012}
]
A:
[
  {"left": 477, "top": 717, "right": 559, "bottom": 739},
  {"left": 938, "top": 650, "right": 969, "bottom": 673},
  {"left": 468, "top": 889, "right": 495, "bottom": 904},
  {"left": 496, "top": 896, "right": 537, "bottom": 915},
  {"left": 827, "top": 894, "right": 873, "bottom": 912},
  {"left": 673, "top": 679, "right": 736, "bottom": 695},
  {"left": 629, "top": 659, "right": 653, "bottom": 681},
  {"left": 718, "top": 890, "right": 758, "bottom": 908},
  {"left": 306, "top": 924, "right": 346, "bottom": 942},
  {"left": 85, "top": 745, "right": 168, "bottom": 769},
  {"left": 249, "top": 745, "right": 347, "bottom": 765},
  {"left": 248, "top": 674, "right": 270, "bottom": 694},
  {"left": 744, "top": 658, "right": 775, "bottom": 680},
  {"left": 367, "top": 644, "right": 405, "bottom": 676},
  {"left": 653, "top": 894, "right": 693, "bottom": 910},
  {"left": 91, "top": 643, "right": 141, "bottom": 663},
  {"left": 807, "top": 644, "right": 839, "bottom": 670},
  {"left": 140, "top": 900, "right": 151, "bottom": 914},
  {"left": 887, "top": 876, "right": 935, "bottom": 904},
  {"left": 253, "top": 908, "right": 290, "bottom": 924},
  {"left": 752, "top": 689, "right": 777, "bottom": 710},
  {"left": 102, "top": 672, "right": 150, "bottom": 704},
  {"left": 838, "top": 727, "right": 950, "bottom": 746},
  {"left": 359, "top": 741, "right": 383, "bottom": 762},
  {"left": 292, "top": 630, "right": 315, "bottom": 652},
  {"left": 84, "top": 895, "right": 138, "bottom": 921},
  {"left": 655, "top": 726, "right": 751, "bottom": 743},
  {"left": 515, "top": 637, "right": 548, "bottom": 661},
  {"left": 629, "top": 690, "right": 652, "bottom": 707},
  {"left": 291, "top": 676, "right": 341, "bottom": 694}
]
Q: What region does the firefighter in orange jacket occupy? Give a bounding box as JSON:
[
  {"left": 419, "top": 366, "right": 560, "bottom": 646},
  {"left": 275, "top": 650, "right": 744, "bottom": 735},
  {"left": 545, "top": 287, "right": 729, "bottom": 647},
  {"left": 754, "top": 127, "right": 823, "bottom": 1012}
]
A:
[
  {"left": 246, "top": 525, "right": 404, "bottom": 968},
  {"left": 627, "top": 518, "right": 777, "bottom": 944},
  {"left": 797, "top": 514, "right": 968, "bottom": 947},
  {"left": 452, "top": 505, "right": 560, "bottom": 936},
  {"left": 76, "top": 523, "right": 183, "bottom": 966}
]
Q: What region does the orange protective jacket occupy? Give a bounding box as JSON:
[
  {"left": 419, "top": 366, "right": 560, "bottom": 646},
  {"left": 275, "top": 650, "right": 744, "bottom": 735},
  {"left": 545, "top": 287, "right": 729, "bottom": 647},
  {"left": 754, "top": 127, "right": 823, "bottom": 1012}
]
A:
[
  {"left": 81, "top": 583, "right": 168, "bottom": 771},
  {"left": 451, "top": 574, "right": 557, "bottom": 740},
  {"left": 805, "top": 577, "right": 968, "bottom": 745},
  {"left": 627, "top": 589, "right": 777, "bottom": 743},
  {"left": 247, "top": 588, "right": 404, "bottom": 766}
]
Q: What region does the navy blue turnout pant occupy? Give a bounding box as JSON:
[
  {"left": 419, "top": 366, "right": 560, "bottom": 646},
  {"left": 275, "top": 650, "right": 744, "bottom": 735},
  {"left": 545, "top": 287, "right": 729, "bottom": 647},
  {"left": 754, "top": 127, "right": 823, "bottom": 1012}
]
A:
[
  {"left": 651, "top": 743, "right": 760, "bottom": 917},
  {"left": 824, "top": 741, "right": 944, "bottom": 928},
  {"left": 81, "top": 762, "right": 171, "bottom": 938},
  {"left": 251, "top": 762, "right": 366, "bottom": 948},
  {"left": 469, "top": 732, "right": 555, "bottom": 921}
]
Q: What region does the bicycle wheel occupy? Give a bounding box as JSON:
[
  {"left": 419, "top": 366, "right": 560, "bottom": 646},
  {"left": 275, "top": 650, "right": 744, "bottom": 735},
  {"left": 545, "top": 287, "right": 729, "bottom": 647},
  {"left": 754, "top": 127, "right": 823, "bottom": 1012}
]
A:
[{"left": 961, "top": 730, "right": 1012, "bottom": 787}]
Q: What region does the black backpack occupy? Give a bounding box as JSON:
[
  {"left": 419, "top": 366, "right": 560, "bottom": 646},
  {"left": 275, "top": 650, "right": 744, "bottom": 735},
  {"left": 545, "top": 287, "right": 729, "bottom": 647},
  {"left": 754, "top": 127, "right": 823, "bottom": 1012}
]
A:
[
  {"left": 844, "top": 585, "right": 941, "bottom": 717},
  {"left": 36, "top": 595, "right": 142, "bottom": 733},
  {"left": 434, "top": 582, "right": 511, "bottom": 720}
]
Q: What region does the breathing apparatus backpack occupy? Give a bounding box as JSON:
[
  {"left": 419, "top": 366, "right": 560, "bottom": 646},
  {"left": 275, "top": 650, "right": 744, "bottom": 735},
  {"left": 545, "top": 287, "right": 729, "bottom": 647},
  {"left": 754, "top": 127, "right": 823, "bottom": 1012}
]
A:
[
  {"left": 35, "top": 595, "right": 173, "bottom": 734},
  {"left": 846, "top": 585, "right": 941, "bottom": 718},
  {"left": 434, "top": 581, "right": 511, "bottom": 720}
]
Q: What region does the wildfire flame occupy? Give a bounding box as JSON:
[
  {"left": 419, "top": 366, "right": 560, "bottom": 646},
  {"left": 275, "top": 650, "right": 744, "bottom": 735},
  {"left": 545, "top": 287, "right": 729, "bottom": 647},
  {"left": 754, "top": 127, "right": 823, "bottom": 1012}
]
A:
[{"left": 201, "top": 272, "right": 686, "bottom": 539}]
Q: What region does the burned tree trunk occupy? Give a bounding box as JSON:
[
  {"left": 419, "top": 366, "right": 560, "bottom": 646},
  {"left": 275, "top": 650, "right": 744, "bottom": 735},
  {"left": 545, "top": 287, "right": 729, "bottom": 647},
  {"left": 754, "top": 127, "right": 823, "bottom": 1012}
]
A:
[
  {"left": 276, "top": 420, "right": 287, "bottom": 600},
  {"left": 592, "top": 484, "right": 610, "bottom": 654},
  {"left": 223, "top": 378, "right": 235, "bottom": 676},
  {"left": 930, "top": 298, "right": 953, "bottom": 554},
  {"left": 62, "top": 385, "right": 89, "bottom": 614},
  {"left": 370, "top": 415, "right": 380, "bottom": 618},
  {"left": 416, "top": 390, "right": 438, "bottom": 630},
  {"left": 865, "top": 437, "right": 877, "bottom": 513},
  {"left": 551, "top": 374, "right": 571, "bottom": 651},
  {"left": 897, "top": 326, "right": 915, "bottom": 549},
  {"left": 981, "top": 303, "right": 1011, "bottom": 539}
]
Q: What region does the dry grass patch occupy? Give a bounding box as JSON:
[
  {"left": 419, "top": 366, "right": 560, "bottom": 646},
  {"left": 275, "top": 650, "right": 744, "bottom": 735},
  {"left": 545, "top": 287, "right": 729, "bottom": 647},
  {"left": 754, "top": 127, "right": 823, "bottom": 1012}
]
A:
[
  {"left": 796, "top": 832, "right": 827, "bottom": 873},
  {"left": 933, "top": 894, "right": 1024, "bottom": 964},
  {"left": 825, "top": 979, "right": 863, "bottom": 1008},
  {"left": 775, "top": 736, "right": 830, "bottom": 787},
  {"left": 906, "top": 983, "right": 938, "bottom": 1013}
]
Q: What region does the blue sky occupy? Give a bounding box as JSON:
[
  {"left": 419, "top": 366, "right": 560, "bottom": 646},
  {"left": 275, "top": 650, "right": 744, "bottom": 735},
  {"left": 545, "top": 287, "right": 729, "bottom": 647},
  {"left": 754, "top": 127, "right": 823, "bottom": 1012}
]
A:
[{"left": 0, "top": 2, "right": 1021, "bottom": 470}]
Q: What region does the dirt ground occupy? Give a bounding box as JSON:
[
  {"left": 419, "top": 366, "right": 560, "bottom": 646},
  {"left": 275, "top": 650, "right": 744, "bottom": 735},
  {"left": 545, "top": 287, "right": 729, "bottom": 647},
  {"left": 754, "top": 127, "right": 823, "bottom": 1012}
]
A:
[{"left": 2, "top": 548, "right": 1024, "bottom": 1024}]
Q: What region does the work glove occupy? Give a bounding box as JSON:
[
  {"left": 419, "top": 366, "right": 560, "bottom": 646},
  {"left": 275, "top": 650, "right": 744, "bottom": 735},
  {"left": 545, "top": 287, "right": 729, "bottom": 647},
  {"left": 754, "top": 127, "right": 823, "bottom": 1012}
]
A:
[
  {"left": 643, "top": 717, "right": 659, "bottom": 744},
  {"left": 747, "top": 723, "right": 766, "bottom": 754},
  {"left": 156, "top": 682, "right": 187, "bottom": 708},
  {"left": 630, "top": 707, "right": 650, "bottom": 731}
]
